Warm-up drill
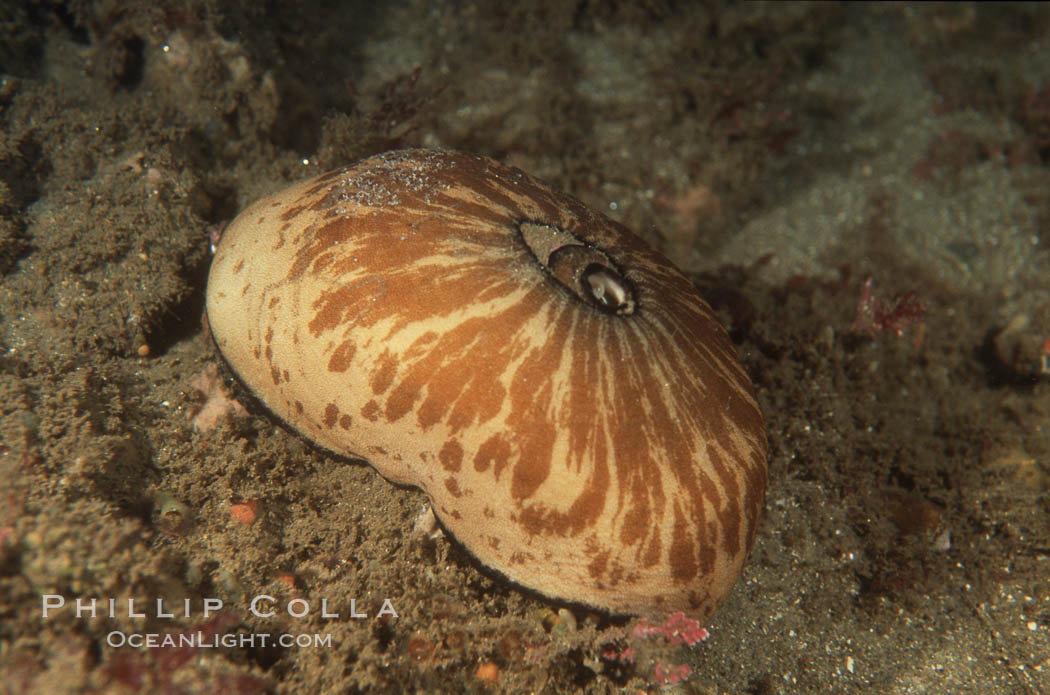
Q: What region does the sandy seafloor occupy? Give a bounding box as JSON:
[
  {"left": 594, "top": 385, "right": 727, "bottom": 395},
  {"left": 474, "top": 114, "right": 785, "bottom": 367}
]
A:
[{"left": 1, "top": 2, "right": 1049, "bottom": 693}]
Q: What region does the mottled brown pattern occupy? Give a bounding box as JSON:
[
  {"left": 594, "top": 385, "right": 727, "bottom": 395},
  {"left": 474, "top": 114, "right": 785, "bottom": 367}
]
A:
[
  {"left": 206, "top": 148, "right": 767, "bottom": 618},
  {"left": 473, "top": 435, "right": 511, "bottom": 480},
  {"left": 588, "top": 550, "right": 610, "bottom": 580},
  {"left": 444, "top": 477, "right": 462, "bottom": 498},
  {"left": 327, "top": 341, "right": 355, "bottom": 373},
  {"left": 439, "top": 439, "right": 462, "bottom": 472},
  {"left": 323, "top": 403, "right": 339, "bottom": 429},
  {"left": 280, "top": 204, "right": 306, "bottom": 221},
  {"left": 360, "top": 400, "right": 380, "bottom": 422},
  {"left": 370, "top": 351, "right": 398, "bottom": 395}
]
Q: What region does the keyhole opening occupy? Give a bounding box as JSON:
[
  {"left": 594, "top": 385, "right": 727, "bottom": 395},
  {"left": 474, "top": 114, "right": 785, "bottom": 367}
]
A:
[
  {"left": 519, "top": 221, "right": 636, "bottom": 316},
  {"left": 584, "top": 264, "right": 632, "bottom": 313}
]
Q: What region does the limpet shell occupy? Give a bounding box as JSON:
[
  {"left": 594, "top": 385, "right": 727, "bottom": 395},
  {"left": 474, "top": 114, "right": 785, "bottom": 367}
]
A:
[{"left": 206, "top": 148, "right": 766, "bottom": 617}]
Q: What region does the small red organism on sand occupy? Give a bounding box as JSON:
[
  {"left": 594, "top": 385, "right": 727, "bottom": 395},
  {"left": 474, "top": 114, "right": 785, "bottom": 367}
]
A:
[
  {"left": 622, "top": 611, "right": 709, "bottom": 686},
  {"left": 189, "top": 363, "right": 247, "bottom": 431},
  {"left": 229, "top": 501, "right": 258, "bottom": 526},
  {"left": 631, "top": 611, "right": 710, "bottom": 646},
  {"left": 601, "top": 645, "right": 636, "bottom": 663},
  {"left": 849, "top": 276, "right": 927, "bottom": 342}
]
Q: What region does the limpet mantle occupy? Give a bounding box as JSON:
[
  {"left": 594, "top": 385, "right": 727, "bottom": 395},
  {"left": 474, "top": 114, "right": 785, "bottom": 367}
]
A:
[{"left": 205, "top": 148, "right": 767, "bottom": 618}]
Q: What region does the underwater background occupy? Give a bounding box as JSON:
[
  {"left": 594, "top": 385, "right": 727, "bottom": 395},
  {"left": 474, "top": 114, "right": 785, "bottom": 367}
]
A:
[{"left": 1, "top": 2, "right": 1048, "bottom": 693}]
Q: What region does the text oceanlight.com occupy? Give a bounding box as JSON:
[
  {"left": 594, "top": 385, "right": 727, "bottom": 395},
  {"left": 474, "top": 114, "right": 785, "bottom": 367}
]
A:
[{"left": 106, "top": 631, "right": 332, "bottom": 649}]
